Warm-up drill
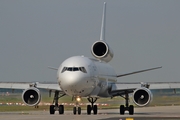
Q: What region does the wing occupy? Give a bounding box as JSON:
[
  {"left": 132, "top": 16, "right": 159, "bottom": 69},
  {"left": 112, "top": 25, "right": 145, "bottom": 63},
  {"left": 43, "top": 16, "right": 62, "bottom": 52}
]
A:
[
  {"left": 116, "top": 67, "right": 162, "bottom": 77},
  {"left": 146, "top": 82, "right": 180, "bottom": 89},
  {"left": 110, "top": 82, "right": 180, "bottom": 97},
  {"left": 110, "top": 83, "right": 140, "bottom": 96},
  {"left": 0, "top": 82, "right": 64, "bottom": 107},
  {"left": 110, "top": 67, "right": 162, "bottom": 96},
  {"left": 0, "top": 82, "right": 62, "bottom": 91}
]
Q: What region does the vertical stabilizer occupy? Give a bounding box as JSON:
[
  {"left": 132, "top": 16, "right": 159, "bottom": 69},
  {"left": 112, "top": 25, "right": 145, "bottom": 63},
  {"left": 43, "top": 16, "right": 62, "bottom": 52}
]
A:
[
  {"left": 91, "top": 2, "right": 114, "bottom": 62},
  {"left": 100, "top": 2, "right": 106, "bottom": 41}
]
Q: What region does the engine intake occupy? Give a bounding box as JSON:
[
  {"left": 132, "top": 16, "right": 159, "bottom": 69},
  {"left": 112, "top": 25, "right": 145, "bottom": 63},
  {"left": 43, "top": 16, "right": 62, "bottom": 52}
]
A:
[
  {"left": 91, "top": 41, "right": 113, "bottom": 62},
  {"left": 22, "top": 87, "right": 41, "bottom": 106},
  {"left": 132, "top": 87, "right": 153, "bottom": 107}
]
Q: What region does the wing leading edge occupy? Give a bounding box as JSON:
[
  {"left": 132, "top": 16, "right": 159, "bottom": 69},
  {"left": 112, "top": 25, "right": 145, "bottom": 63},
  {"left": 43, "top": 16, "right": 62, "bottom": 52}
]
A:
[
  {"left": 0, "top": 82, "right": 62, "bottom": 91},
  {"left": 116, "top": 67, "right": 162, "bottom": 77},
  {"left": 110, "top": 82, "right": 180, "bottom": 97}
]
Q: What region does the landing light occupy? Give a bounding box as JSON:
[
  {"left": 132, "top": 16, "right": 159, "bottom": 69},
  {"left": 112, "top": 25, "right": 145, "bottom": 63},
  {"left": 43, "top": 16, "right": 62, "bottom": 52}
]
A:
[{"left": 76, "top": 97, "right": 81, "bottom": 102}]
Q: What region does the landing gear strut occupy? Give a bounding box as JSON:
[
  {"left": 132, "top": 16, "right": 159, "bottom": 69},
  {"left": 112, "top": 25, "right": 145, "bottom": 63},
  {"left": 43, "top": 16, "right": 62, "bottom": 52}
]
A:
[
  {"left": 49, "top": 91, "right": 66, "bottom": 115},
  {"left": 87, "top": 97, "right": 98, "bottom": 115},
  {"left": 119, "top": 92, "right": 134, "bottom": 115}
]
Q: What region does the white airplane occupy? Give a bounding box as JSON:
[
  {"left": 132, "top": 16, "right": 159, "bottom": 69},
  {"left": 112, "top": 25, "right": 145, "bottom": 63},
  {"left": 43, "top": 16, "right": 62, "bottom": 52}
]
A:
[{"left": 1, "top": 2, "right": 180, "bottom": 115}]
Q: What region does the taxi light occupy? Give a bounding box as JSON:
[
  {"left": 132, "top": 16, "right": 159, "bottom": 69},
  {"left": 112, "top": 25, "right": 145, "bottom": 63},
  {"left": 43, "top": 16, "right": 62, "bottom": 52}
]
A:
[{"left": 76, "top": 97, "right": 81, "bottom": 102}]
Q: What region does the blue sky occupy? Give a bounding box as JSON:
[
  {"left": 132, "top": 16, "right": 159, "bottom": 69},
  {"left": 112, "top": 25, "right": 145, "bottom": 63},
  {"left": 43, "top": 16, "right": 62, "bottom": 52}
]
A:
[{"left": 0, "top": 0, "right": 180, "bottom": 82}]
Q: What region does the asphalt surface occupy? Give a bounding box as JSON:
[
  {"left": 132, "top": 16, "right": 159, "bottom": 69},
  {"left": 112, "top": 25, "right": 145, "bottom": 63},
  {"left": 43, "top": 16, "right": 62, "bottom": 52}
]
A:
[{"left": 0, "top": 106, "right": 180, "bottom": 120}]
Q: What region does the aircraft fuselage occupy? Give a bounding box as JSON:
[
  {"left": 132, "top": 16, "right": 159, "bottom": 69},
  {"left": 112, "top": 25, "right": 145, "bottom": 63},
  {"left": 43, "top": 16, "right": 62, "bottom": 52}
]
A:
[{"left": 57, "top": 56, "right": 117, "bottom": 98}]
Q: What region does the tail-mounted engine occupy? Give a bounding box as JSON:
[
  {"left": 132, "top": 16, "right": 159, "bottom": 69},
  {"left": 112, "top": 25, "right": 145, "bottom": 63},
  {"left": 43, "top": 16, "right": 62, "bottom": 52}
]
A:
[
  {"left": 91, "top": 41, "right": 114, "bottom": 62},
  {"left": 132, "top": 87, "right": 153, "bottom": 107},
  {"left": 22, "top": 87, "right": 41, "bottom": 106}
]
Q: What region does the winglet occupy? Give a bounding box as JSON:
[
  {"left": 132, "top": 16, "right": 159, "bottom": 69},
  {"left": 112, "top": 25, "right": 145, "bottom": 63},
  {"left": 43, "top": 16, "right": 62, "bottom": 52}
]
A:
[{"left": 100, "top": 2, "right": 106, "bottom": 41}]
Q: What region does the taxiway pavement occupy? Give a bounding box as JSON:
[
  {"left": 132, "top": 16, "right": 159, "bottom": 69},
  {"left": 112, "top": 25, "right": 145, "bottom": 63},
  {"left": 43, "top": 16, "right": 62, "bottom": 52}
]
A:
[{"left": 0, "top": 106, "right": 180, "bottom": 120}]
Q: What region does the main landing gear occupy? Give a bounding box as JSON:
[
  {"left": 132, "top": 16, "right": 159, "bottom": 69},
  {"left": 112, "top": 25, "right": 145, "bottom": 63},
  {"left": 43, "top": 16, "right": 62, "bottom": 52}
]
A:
[
  {"left": 119, "top": 92, "right": 134, "bottom": 115},
  {"left": 49, "top": 91, "right": 65, "bottom": 115},
  {"left": 87, "top": 97, "right": 98, "bottom": 115},
  {"left": 49, "top": 92, "right": 99, "bottom": 115}
]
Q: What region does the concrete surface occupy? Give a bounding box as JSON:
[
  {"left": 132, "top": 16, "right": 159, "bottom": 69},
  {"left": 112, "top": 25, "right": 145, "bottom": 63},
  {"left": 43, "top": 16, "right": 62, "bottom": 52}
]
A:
[{"left": 0, "top": 106, "right": 180, "bottom": 120}]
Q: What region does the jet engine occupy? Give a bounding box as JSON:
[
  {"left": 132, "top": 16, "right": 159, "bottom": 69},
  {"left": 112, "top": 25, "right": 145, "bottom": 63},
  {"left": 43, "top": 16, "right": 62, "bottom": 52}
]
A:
[
  {"left": 91, "top": 41, "right": 113, "bottom": 62},
  {"left": 22, "top": 87, "right": 41, "bottom": 106},
  {"left": 132, "top": 87, "right": 153, "bottom": 107}
]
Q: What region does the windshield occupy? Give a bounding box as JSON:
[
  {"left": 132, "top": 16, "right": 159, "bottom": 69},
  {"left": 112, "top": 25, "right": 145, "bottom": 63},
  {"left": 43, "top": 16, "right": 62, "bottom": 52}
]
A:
[{"left": 61, "top": 67, "right": 87, "bottom": 73}]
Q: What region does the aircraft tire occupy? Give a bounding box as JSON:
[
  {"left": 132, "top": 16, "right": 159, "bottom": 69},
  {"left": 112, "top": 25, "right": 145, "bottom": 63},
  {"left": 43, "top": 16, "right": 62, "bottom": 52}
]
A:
[
  {"left": 59, "top": 105, "right": 64, "bottom": 114},
  {"left": 73, "top": 107, "right": 76, "bottom": 115},
  {"left": 129, "top": 105, "right": 134, "bottom": 115},
  {"left": 78, "top": 107, "right": 81, "bottom": 115},
  {"left": 87, "top": 105, "right": 91, "bottom": 115},
  {"left": 120, "top": 105, "right": 125, "bottom": 115},
  {"left": 93, "top": 105, "right": 98, "bottom": 115},
  {"left": 50, "top": 105, "right": 55, "bottom": 114}
]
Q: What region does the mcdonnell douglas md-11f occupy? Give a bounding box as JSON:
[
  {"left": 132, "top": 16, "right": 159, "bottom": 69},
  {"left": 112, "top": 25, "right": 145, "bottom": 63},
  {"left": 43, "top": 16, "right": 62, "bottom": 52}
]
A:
[{"left": 1, "top": 2, "right": 179, "bottom": 115}]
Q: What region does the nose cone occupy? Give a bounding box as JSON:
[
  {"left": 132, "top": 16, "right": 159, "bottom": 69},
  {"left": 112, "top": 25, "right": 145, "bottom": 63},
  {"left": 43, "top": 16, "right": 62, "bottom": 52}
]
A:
[
  {"left": 58, "top": 72, "right": 94, "bottom": 97},
  {"left": 61, "top": 72, "right": 84, "bottom": 87},
  {"left": 57, "top": 56, "right": 96, "bottom": 97}
]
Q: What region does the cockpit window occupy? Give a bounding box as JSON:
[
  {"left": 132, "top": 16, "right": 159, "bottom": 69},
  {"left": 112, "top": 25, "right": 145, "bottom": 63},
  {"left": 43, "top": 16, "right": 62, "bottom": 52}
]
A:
[
  {"left": 61, "top": 67, "right": 87, "bottom": 73},
  {"left": 79, "top": 67, "right": 87, "bottom": 73},
  {"left": 61, "top": 67, "right": 67, "bottom": 73},
  {"left": 67, "top": 67, "right": 73, "bottom": 71},
  {"left": 73, "top": 67, "right": 79, "bottom": 71}
]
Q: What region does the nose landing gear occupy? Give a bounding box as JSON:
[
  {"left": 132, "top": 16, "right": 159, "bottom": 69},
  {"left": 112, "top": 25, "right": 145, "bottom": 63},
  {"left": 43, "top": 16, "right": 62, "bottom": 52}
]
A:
[
  {"left": 49, "top": 93, "right": 99, "bottom": 115},
  {"left": 73, "top": 97, "right": 81, "bottom": 115},
  {"left": 73, "top": 106, "right": 81, "bottom": 115}
]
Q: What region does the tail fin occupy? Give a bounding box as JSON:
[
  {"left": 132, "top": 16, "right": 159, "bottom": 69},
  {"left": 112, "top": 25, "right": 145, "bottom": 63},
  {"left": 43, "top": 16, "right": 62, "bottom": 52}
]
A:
[{"left": 100, "top": 2, "right": 106, "bottom": 41}]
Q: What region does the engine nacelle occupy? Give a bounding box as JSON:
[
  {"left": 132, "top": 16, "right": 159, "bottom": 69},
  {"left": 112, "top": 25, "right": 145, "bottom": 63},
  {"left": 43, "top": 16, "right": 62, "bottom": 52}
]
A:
[
  {"left": 132, "top": 87, "right": 153, "bottom": 107},
  {"left": 91, "top": 41, "right": 114, "bottom": 62},
  {"left": 22, "top": 87, "right": 41, "bottom": 106}
]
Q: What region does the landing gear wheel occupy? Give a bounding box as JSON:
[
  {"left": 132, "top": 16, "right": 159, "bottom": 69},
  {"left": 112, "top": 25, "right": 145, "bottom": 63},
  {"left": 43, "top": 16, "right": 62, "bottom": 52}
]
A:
[
  {"left": 78, "top": 107, "right": 81, "bottom": 115},
  {"left": 73, "top": 107, "right": 76, "bottom": 115},
  {"left": 87, "top": 97, "right": 98, "bottom": 115},
  {"left": 87, "top": 105, "right": 91, "bottom": 115},
  {"left": 50, "top": 105, "right": 55, "bottom": 114},
  {"left": 59, "top": 105, "right": 64, "bottom": 114},
  {"left": 129, "top": 105, "right": 134, "bottom": 115},
  {"left": 93, "top": 105, "right": 98, "bottom": 115},
  {"left": 120, "top": 105, "right": 125, "bottom": 115},
  {"left": 50, "top": 91, "right": 66, "bottom": 115}
]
